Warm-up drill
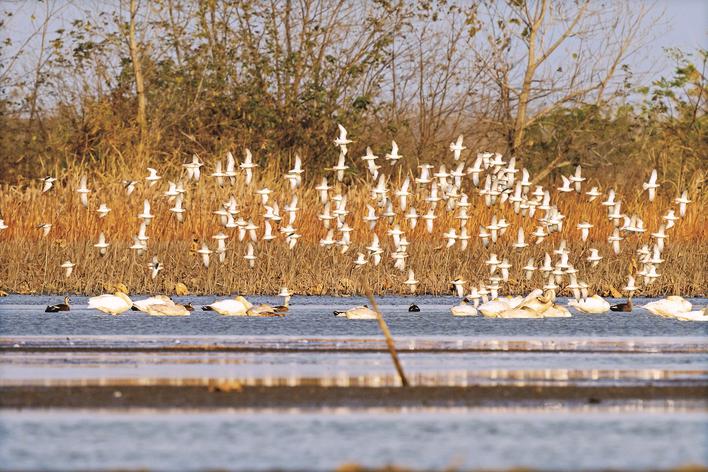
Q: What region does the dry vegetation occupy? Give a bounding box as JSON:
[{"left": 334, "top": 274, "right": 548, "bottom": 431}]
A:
[{"left": 0, "top": 159, "right": 705, "bottom": 296}]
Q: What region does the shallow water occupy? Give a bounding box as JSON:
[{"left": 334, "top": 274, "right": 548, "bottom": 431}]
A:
[
  {"left": 1, "top": 295, "right": 706, "bottom": 471},
  {"left": 1, "top": 295, "right": 706, "bottom": 337},
  {"left": 1, "top": 409, "right": 706, "bottom": 471}
]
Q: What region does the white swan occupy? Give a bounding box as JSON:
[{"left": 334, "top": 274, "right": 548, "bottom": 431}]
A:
[
  {"left": 642, "top": 296, "right": 692, "bottom": 318},
  {"left": 673, "top": 308, "right": 707, "bottom": 322},
  {"left": 247, "top": 303, "right": 286, "bottom": 317},
  {"left": 334, "top": 305, "right": 378, "bottom": 320},
  {"left": 568, "top": 295, "right": 611, "bottom": 314},
  {"left": 132, "top": 295, "right": 173, "bottom": 312},
  {"left": 88, "top": 292, "right": 133, "bottom": 315},
  {"left": 451, "top": 299, "right": 478, "bottom": 317},
  {"left": 146, "top": 303, "right": 192, "bottom": 317},
  {"left": 497, "top": 289, "right": 545, "bottom": 318},
  {"left": 498, "top": 307, "right": 544, "bottom": 318},
  {"left": 202, "top": 296, "right": 253, "bottom": 316},
  {"left": 478, "top": 297, "right": 522, "bottom": 317},
  {"left": 541, "top": 304, "right": 572, "bottom": 318}
]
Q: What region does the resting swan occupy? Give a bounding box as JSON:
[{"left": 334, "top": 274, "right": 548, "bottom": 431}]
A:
[
  {"left": 146, "top": 302, "right": 193, "bottom": 316},
  {"left": 132, "top": 295, "right": 173, "bottom": 312},
  {"left": 451, "top": 298, "right": 478, "bottom": 317},
  {"left": 642, "top": 296, "right": 692, "bottom": 318},
  {"left": 88, "top": 292, "right": 133, "bottom": 315},
  {"left": 673, "top": 308, "right": 707, "bottom": 322},
  {"left": 334, "top": 305, "right": 378, "bottom": 320},
  {"left": 202, "top": 296, "right": 253, "bottom": 316},
  {"left": 568, "top": 295, "right": 610, "bottom": 314},
  {"left": 247, "top": 304, "right": 286, "bottom": 317},
  {"left": 498, "top": 289, "right": 570, "bottom": 318},
  {"left": 478, "top": 296, "right": 522, "bottom": 317}
]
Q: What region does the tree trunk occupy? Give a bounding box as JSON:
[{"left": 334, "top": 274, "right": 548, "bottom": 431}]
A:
[
  {"left": 512, "top": 0, "right": 546, "bottom": 154},
  {"left": 129, "top": 0, "right": 147, "bottom": 154}
]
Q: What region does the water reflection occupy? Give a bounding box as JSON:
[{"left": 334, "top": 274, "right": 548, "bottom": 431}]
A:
[
  {"left": 2, "top": 367, "right": 706, "bottom": 388},
  {"left": 3, "top": 335, "right": 707, "bottom": 352}
]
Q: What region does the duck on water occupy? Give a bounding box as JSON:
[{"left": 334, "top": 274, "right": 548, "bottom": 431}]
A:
[{"left": 45, "top": 296, "right": 70, "bottom": 312}]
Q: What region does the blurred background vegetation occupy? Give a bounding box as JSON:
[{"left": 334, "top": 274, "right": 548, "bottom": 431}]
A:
[{"left": 0, "top": 0, "right": 705, "bottom": 190}]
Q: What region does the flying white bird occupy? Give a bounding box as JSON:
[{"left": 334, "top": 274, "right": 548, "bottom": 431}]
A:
[
  {"left": 332, "top": 149, "right": 349, "bottom": 182},
  {"left": 146, "top": 167, "right": 161, "bottom": 186},
  {"left": 96, "top": 203, "right": 111, "bottom": 218},
  {"left": 37, "top": 223, "right": 52, "bottom": 237},
  {"left": 334, "top": 123, "right": 352, "bottom": 147},
  {"left": 197, "top": 244, "right": 212, "bottom": 268},
  {"left": 587, "top": 248, "right": 602, "bottom": 266},
  {"left": 211, "top": 160, "right": 226, "bottom": 186},
  {"left": 586, "top": 186, "right": 602, "bottom": 201},
  {"left": 675, "top": 191, "right": 691, "bottom": 217},
  {"left": 240, "top": 149, "right": 258, "bottom": 185},
  {"left": 569, "top": 165, "right": 585, "bottom": 192},
  {"left": 94, "top": 232, "right": 109, "bottom": 256},
  {"left": 61, "top": 260, "right": 75, "bottom": 278},
  {"left": 315, "top": 177, "right": 331, "bottom": 204},
  {"left": 41, "top": 176, "right": 56, "bottom": 193},
  {"left": 443, "top": 228, "right": 457, "bottom": 248},
  {"left": 225, "top": 151, "right": 237, "bottom": 183},
  {"left": 183, "top": 155, "right": 204, "bottom": 181},
  {"left": 363, "top": 205, "right": 378, "bottom": 230},
  {"left": 663, "top": 209, "right": 679, "bottom": 229},
  {"left": 244, "top": 242, "right": 257, "bottom": 268},
  {"left": 138, "top": 199, "right": 154, "bottom": 224},
  {"left": 449, "top": 135, "right": 466, "bottom": 160},
  {"left": 577, "top": 222, "right": 593, "bottom": 242},
  {"left": 642, "top": 169, "right": 659, "bottom": 202},
  {"left": 170, "top": 194, "right": 186, "bottom": 222},
  {"left": 124, "top": 180, "right": 137, "bottom": 196},
  {"left": 608, "top": 228, "right": 623, "bottom": 255},
  {"left": 148, "top": 256, "right": 162, "bottom": 279},
  {"left": 395, "top": 177, "right": 411, "bottom": 210},
  {"left": 557, "top": 175, "right": 573, "bottom": 193},
  {"left": 77, "top": 175, "right": 90, "bottom": 208},
  {"left": 354, "top": 252, "right": 368, "bottom": 267},
  {"left": 513, "top": 227, "right": 528, "bottom": 249},
  {"left": 523, "top": 258, "right": 536, "bottom": 280},
  {"left": 385, "top": 141, "right": 402, "bottom": 165},
  {"left": 404, "top": 269, "right": 418, "bottom": 294},
  {"left": 361, "top": 147, "right": 380, "bottom": 179}
]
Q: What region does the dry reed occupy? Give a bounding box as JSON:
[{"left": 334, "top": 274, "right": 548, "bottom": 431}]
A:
[{"left": 0, "top": 159, "right": 705, "bottom": 297}]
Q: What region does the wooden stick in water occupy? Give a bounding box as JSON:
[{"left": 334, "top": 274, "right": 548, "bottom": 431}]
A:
[{"left": 366, "top": 290, "right": 409, "bottom": 387}]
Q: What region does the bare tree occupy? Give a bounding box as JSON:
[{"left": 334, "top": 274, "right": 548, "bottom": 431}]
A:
[{"left": 475, "top": 0, "right": 656, "bottom": 162}]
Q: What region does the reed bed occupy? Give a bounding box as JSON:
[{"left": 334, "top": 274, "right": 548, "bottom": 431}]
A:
[{"left": 0, "top": 161, "right": 705, "bottom": 297}]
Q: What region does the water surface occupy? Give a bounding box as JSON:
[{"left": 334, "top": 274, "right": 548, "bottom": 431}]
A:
[
  {"left": 1, "top": 409, "right": 705, "bottom": 471},
  {"left": 1, "top": 295, "right": 706, "bottom": 338}
]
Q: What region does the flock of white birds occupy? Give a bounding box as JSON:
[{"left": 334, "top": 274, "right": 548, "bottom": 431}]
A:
[{"left": 2, "top": 123, "right": 704, "bottom": 321}]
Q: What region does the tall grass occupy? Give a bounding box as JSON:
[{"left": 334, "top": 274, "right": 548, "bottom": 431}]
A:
[{"left": 0, "top": 158, "right": 705, "bottom": 297}]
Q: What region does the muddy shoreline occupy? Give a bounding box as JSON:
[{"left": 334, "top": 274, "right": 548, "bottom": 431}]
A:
[{"left": 2, "top": 384, "right": 706, "bottom": 409}]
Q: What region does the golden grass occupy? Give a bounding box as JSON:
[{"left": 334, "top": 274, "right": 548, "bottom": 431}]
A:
[{"left": 0, "top": 161, "right": 705, "bottom": 296}]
